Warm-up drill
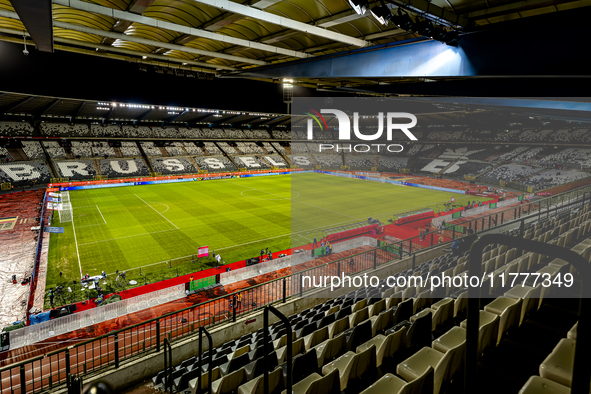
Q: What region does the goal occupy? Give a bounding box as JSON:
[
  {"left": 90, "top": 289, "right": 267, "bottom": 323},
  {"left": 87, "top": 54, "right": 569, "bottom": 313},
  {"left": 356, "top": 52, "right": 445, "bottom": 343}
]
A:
[
  {"left": 59, "top": 202, "right": 73, "bottom": 223},
  {"left": 61, "top": 191, "right": 70, "bottom": 203}
]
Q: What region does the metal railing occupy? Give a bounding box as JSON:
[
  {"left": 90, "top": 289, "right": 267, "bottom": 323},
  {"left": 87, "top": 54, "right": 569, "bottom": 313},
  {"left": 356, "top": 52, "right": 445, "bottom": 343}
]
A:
[{"left": 1, "top": 182, "right": 590, "bottom": 394}]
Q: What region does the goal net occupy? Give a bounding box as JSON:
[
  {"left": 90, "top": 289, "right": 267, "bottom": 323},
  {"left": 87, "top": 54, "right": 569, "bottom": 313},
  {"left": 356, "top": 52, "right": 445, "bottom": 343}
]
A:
[
  {"left": 61, "top": 191, "right": 70, "bottom": 203},
  {"left": 59, "top": 202, "right": 73, "bottom": 223}
]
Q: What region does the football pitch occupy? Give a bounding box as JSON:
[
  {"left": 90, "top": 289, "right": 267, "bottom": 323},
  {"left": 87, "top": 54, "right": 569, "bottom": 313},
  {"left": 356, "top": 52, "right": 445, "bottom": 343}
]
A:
[{"left": 47, "top": 172, "right": 491, "bottom": 290}]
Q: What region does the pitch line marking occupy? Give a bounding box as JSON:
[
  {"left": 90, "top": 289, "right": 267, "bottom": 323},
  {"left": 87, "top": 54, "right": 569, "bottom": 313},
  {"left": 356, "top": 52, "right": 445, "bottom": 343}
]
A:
[
  {"left": 134, "top": 194, "right": 178, "bottom": 230},
  {"left": 70, "top": 205, "right": 83, "bottom": 276},
  {"left": 96, "top": 205, "right": 107, "bottom": 224}
]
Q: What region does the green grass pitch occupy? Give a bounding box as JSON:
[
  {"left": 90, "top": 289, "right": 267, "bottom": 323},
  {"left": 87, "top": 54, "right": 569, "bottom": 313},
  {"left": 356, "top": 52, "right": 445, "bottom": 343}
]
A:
[{"left": 47, "top": 172, "right": 491, "bottom": 291}]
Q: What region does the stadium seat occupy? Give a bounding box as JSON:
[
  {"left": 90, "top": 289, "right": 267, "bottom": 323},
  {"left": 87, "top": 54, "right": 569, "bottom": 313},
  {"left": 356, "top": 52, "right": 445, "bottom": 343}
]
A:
[
  {"left": 189, "top": 367, "right": 221, "bottom": 394},
  {"left": 484, "top": 297, "right": 523, "bottom": 344},
  {"left": 460, "top": 311, "right": 499, "bottom": 358},
  {"left": 238, "top": 367, "right": 283, "bottom": 394},
  {"left": 360, "top": 367, "right": 434, "bottom": 394},
  {"left": 357, "top": 326, "right": 408, "bottom": 367},
  {"left": 397, "top": 341, "right": 464, "bottom": 394},
  {"left": 280, "top": 368, "right": 340, "bottom": 394},
  {"left": 321, "top": 344, "right": 377, "bottom": 390},
  {"left": 539, "top": 338, "right": 580, "bottom": 389},
  {"left": 518, "top": 376, "right": 571, "bottom": 394}
]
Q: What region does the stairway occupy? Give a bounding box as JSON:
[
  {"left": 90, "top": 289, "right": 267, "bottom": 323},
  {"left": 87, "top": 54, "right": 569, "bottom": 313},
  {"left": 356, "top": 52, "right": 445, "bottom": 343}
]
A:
[
  {"left": 137, "top": 142, "right": 155, "bottom": 173},
  {"left": 6, "top": 148, "right": 27, "bottom": 161}
]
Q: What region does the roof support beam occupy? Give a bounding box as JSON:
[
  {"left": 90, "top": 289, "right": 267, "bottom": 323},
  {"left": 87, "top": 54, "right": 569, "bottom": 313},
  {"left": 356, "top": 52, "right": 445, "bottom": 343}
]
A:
[
  {"left": 53, "top": 0, "right": 311, "bottom": 58},
  {"left": 36, "top": 99, "right": 61, "bottom": 117},
  {"left": 9, "top": 0, "right": 53, "bottom": 52},
  {"left": 167, "top": 110, "right": 188, "bottom": 123},
  {"left": 0, "top": 23, "right": 236, "bottom": 71},
  {"left": 135, "top": 109, "right": 152, "bottom": 122},
  {"left": 71, "top": 101, "right": 86, "bottom": 120},
  {"left": 3, "top": 96, "right": 36, "bottom": 114},
  {"left": 50, "top": 20, "right": 267, "bottom": 66},
  {"left": 188, "top": 0, "right": 368, "bottom": 47}
]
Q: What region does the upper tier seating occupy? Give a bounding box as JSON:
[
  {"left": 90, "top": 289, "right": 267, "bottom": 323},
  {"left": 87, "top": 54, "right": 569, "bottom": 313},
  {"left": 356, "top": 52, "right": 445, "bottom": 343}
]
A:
[
  {"left": 153, "top": 127, "right": 179, "bottom": 138},
  {"left": 122, "top": 125, "right": 152, "bottom": 138},
  {"left": 0, "top": 121, "right": 34, "bottom": 136},
  {"left": 204, "top": 129, "right": 226, "bottom": 139},
  {"left": 224, "top": 129, "right": 246, "bottom": 139},
  {"left": 272, "top": 130, "right": 290, "bottom": 139},
  {"left": 177, "top": 128, "right": 204, "bottom": 139},
  {"left": 90, "top": 124, "right": 121, "bottom": 137},
  {"left": 246, "top": 129, "right": 270, "bottom": 139},
  {"left": 41, "top": 123, "right": 89, "bottom": 137}
]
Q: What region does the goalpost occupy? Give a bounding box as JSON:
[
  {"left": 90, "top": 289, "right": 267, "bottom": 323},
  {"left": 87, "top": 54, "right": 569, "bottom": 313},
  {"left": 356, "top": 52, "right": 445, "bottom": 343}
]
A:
[{"left": 59, "top": 202, "right": 73, "bottom": 223}]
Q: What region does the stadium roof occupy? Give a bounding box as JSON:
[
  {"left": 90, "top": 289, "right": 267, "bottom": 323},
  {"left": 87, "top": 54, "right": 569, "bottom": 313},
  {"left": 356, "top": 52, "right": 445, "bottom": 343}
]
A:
[
  {"left": 0, "top": 90, "right": 294, "bottom": 127},
  {"left": 2, "top": 91, "right": 590, "bottom": 128},
  {"left": 0, "top": 0, "right": 588, "bottom": 83}
]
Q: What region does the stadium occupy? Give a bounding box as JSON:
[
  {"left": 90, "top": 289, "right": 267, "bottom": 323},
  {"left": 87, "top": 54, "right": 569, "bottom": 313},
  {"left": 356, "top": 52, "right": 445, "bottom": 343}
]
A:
[{"left": 0, "top": 1, "right": 590, "bottom": 394}]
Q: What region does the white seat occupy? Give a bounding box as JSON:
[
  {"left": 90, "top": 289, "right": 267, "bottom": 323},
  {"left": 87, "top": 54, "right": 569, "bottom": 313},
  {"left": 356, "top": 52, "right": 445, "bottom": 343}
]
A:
[
  {"left": 484, "top": 297, "right": 522, "bottom": 344},
  {"left": 460, "top": 310, "right": 499, "bottom": 357},
  {"left": 518, "top": 376, "right": 571, "bottom": 394},
  {"left": 357, "top": 326, "right": 407, "bottom": 367},
  {"left": 397, "top": 341, "right": 464, "bottom": 394},
  {"left": 567, "top": 322, "right": 577, "bottom": 341},
  {"left": 539, "top": 338, "right": 580, "bottom": 389},
  {"left": 504, "top": 284, "right": 542, "bottom": 324}
]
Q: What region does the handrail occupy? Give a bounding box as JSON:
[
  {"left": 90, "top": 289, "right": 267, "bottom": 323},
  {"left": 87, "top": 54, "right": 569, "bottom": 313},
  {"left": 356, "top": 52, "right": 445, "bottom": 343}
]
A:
[
  {"left": 197, "top": 326, "right": 212, "bottom": 394},
  {"left": 264, "top": 306, "right": 291, "bottom": 394},
  {"left": 163, "top": 337, "right": 172, "bottom": 394},
  {"left": 465, "top": 234, "right": 591, "bottom": 394}
]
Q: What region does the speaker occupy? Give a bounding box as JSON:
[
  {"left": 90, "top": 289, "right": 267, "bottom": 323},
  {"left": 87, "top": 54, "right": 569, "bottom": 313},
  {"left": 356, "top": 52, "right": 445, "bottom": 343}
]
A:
[{"left": 1, "top": 331, "right": 9, "bottom": 351}]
